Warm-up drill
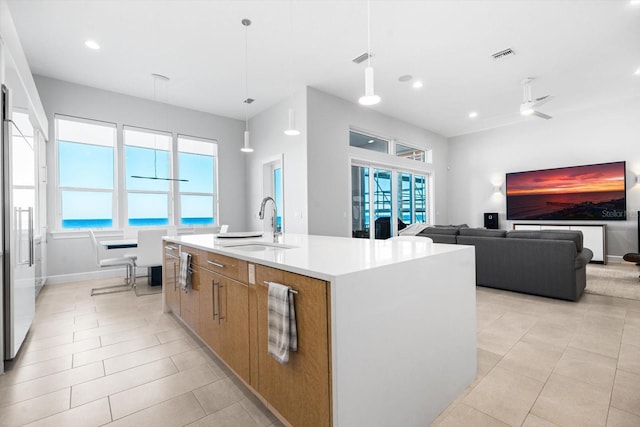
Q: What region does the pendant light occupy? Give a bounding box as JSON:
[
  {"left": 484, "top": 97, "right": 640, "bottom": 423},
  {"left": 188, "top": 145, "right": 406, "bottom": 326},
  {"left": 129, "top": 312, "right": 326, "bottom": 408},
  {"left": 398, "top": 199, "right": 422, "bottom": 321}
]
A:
[
  {"left": 240, "top": 18, "right": 254, "bottom": 153},
  {"left": 358, "top": 0, "right": 381, "bottom": 106},
  {"left": 131, "top": 74, "right": 188, "bottom": 182},
  {"left": 284, "top": 0, "right": 300, "bottom": 136}
]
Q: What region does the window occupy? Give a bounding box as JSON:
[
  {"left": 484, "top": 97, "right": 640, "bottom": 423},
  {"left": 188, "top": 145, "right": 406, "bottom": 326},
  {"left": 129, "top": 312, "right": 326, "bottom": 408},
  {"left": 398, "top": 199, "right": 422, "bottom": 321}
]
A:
[
  {"left": 124, "top": 127, "right": 171, "bottom": 226},
  {"left": 352, "top": 162, "right": 430, "bottom": 239},
  {"left": 274, "top": 167, "right": 282, "bottom": 232},
  {"left": 395, "top": 142, "right": 426, "bottom": 163},
  {"left": 177, "top": 135, "right": 217, "bottom": 226},
  {"left": 57, "top": 116, "right": 116, "bottom": 228},
  {"left": 349, "top": 130, "right": 389, "bottom": 153}
]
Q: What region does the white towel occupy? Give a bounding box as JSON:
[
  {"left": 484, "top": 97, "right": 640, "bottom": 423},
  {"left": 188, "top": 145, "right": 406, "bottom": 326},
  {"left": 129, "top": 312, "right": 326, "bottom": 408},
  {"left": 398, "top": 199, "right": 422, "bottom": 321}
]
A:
[
  {"left": 267, "top": 282, "right": 298, "bottom": 364},
  {"left": 179, "top": 252, "right": 192, "bottom": 292}
]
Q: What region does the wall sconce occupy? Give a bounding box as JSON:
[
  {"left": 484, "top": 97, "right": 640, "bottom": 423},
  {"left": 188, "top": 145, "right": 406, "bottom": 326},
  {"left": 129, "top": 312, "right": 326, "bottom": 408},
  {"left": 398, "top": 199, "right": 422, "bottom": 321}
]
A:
[
  {"left": 493, "top": 184, "right": 503, "bottom": 193},
  {"left": 636, "top": 175, "right": 640, "bottom": 185}
]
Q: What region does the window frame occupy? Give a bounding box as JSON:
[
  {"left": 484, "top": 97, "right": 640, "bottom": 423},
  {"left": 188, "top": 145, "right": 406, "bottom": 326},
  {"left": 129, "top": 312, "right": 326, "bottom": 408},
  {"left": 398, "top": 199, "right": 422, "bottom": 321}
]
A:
[{"left": 55, "top": 114, "right": 119, "bottom": 230}]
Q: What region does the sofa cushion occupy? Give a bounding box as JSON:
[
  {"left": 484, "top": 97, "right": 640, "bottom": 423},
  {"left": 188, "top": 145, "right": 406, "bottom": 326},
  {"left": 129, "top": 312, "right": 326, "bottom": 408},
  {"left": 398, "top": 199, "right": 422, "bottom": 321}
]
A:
[
  {"left": 418, "top": 227, "right": 460, "bottom": 236},
  {"left": 506, "top": 230, "right": 583, "bottom": 252},
  {"left": 459, "top": 228, "right": 507, "bottom": 238}
]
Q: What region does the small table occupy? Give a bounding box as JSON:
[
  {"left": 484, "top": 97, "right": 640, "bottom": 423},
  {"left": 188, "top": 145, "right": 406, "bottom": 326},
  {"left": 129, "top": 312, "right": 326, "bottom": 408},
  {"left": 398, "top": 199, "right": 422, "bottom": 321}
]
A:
[{"left": 100, "top": 239, "right": 137, "bottom": 250}]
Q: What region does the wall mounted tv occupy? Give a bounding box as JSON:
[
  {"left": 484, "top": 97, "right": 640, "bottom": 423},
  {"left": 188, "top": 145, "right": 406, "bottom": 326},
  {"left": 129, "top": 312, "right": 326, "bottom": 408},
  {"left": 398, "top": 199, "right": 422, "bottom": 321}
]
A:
[{"left": 506, "top": 161, "right": 626, "bottom": 221}]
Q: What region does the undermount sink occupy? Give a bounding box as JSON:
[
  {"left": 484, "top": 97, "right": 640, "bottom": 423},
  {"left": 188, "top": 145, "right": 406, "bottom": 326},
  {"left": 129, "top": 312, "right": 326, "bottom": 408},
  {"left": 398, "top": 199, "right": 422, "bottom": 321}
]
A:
[{"left": 222, "top": 242, "right": 297, "bottom": 252}]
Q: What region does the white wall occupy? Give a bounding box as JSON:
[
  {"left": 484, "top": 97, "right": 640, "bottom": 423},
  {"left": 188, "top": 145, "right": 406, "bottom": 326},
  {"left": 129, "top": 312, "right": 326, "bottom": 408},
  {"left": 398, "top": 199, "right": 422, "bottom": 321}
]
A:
[
  {"left": 34, "top": 76, "right": 247, "bottom": 280},
  {"left": 306, "top": 87, "right": 450, "bottom": 237},
  {"left": 245, "top": 90, "right": 308, "bottom": 234},
  {"left": 448, "top": 96, "right": 640, "bottom": 259}
]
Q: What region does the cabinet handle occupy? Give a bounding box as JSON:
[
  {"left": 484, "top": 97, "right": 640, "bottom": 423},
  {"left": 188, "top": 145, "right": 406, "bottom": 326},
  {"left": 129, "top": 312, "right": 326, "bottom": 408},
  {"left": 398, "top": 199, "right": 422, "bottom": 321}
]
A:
[
  {"left": 173, "top": 261, "right": 178, "bottom": 291},
  {"left": 219, "top": 284, "right": 225, "bottom": 322},
  {"left": 166, "top": 245, "right": 178, "bottom": 251},
  {"left": 212, "top": 280, "right": 218, "bottom": 319},
  {"left": 207, "top": 260, "right": 225, "bottom": 268}
]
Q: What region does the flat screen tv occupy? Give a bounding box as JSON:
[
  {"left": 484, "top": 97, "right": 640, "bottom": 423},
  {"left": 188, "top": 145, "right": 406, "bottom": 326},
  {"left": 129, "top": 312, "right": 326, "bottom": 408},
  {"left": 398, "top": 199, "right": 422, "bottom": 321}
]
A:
[{"left": 506, "top": 161, "right": 626, "bottom": 221}]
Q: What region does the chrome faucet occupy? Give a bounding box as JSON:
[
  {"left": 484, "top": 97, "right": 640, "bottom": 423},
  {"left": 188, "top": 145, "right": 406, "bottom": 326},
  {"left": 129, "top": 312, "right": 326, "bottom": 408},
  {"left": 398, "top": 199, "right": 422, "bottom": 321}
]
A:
[{"left": 259, "top": 196, "right": 280, "bottom": 241}]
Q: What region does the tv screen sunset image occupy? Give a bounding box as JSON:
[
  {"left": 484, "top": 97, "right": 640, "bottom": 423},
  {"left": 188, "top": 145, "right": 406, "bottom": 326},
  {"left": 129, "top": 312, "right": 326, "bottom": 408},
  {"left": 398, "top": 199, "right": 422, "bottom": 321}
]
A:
[{"left": 506, "top": 161, "right": 626, "bottom": 221}]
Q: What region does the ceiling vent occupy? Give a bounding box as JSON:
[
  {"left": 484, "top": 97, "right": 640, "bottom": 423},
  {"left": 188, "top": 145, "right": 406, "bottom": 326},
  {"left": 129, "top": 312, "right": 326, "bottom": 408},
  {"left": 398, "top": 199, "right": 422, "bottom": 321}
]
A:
[
  {"left": 243, "top": 98, "right": 255, "bottom": 104},
  {"left": 491, "top": 48, "right": 516, "bottom": 61},
  {"left": 352, "top": 52, "right": 372, "bottom": 64}
]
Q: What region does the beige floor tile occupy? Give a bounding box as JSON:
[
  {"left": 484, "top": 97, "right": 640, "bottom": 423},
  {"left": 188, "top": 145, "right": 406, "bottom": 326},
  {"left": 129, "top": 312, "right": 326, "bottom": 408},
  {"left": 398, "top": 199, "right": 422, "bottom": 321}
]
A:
[
  {"left": 463, "top": 366, "right": 544, "bottom": 426},
  {"left": 611, "top": 369, "right": 640, "bottom": 417},
  {"left": 0, "top": 361, "right": 103, "bottom": 407},
  {"left": 0, "top": 388, "right": 70, "bottom": 427},
  {"left": 607, "top": 406, "right": 640, "bottom": 427},
  {"left": 0, "top": 355, "right": 72, "bottom": 387},
  {"left": 239, "top": 396, "right": 279, "bottom": 427},
  {"left": 553, "top": 347, "right": 617, "bottom": 389},
  {"left": 73, "top": 334, "right": 160, "bottom": 367},
  {"left": 497, "top": 340, "right": 564, "bottom": 382},
  {"left": 71, "top": 358, "right": 177, "bottom": 407},
  {"left": 186, "top": 402, "right": 259, "bottom": 427},
  {"left": 73, "top": 319, "right": 149, "bottom": 342},
  {"left": 28, "top": 319, "right": 98, "bottom": 341},
  {"left": 24, "top": 333, "right": 75, "bottom": 352},
  {"left": 521, "top": 321, "right": 575, "bottom": 349},
  {"left": 104, "top": 392, "right": 205, "bottom": 427},
  {"left": 103, "top": 338, "right": 196, "bottom": 375},
  {"left": 170, "top": 347, "right": 230, "bottom": 378},
  {"left": 618, "top": 341, "right": 640, "bottom": 375},
  {"left": 23, "top": 397, "right": 111, "bottom": 427},
  {"left": 569, "top": 326, "right": 622, "bottom": 359},
  {"left": 433, "top": 403, "right": 508, "bottom": 427},
  {"left": 18, "top": 337, "right": 101, "bottom": 366},
  {"left": 109, "top": 364, "right": 217, "bottom": 419},
  {"left": 477, "top": 311, "right": 538, "bottom": 355},
  {"left": 99, "top": 320, "right": 178, "bottom": 346},
  {"left": 476, "top": 348, "right": 501, "bottom": 378},
  {"left": 531, "top": 373, "right": 611, "bottom": 427},
  {"left": 621, "top": 324, "right": 640, "bottom": 346},
  {"left": 193, "top": 377, "right": 248, "bottom": 414},
  {"left": 521, "top": 413, "right": 560, "bottom": 426}
]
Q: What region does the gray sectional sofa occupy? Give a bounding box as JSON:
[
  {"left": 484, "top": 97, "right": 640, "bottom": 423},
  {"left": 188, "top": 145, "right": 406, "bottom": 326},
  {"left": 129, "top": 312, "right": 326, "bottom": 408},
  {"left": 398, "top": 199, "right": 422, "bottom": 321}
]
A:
[{"left": 416, "top": 226, "right": 593, "bottom": 301}]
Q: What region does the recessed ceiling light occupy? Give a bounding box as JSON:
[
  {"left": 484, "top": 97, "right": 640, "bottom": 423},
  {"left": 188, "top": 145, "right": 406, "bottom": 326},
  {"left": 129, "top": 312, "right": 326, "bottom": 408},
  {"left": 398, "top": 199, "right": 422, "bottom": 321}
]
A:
[
  {"left": 635, "top": 68, "right": 640, "bottom": 75},
  {"left": 367, "top": 139, "right": 375, "bottom": 144},
  {"left": 398, "top": 74, "right": 413, "bottom": 82},
  {"left": 468, "top": 112, "right": 478, "bottom": 119},
  {"left": 412, "top": 81, "right": 423, "bottom": 89},
  {"left": 84, "top": 39, "right": 100, "bottom": 50},
  {"left": 630, "top": 0, "right": 640, "bottom": 5}
]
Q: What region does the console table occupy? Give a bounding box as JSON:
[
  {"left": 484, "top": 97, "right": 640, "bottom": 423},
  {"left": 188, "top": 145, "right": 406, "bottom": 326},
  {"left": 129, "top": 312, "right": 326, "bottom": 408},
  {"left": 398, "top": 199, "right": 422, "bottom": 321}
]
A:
[{"left": 513, "top": 223, "right": 606, "bottom": 264}]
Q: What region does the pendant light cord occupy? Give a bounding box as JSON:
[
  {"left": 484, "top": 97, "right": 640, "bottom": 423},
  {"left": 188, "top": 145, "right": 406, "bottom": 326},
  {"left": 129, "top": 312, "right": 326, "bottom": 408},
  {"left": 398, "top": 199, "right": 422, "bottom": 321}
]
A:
[
  {"left": 153, "top": 75, "right": 158, "bottom": 178},
  {"left": 367, "top": 0, "right": 371, "bottom": 67},
  {"left": 288, "top": 0, "right": 294, "bottom": 98},
  {"left": 245, "top": 22, "right": 249, "bottom": 132}
]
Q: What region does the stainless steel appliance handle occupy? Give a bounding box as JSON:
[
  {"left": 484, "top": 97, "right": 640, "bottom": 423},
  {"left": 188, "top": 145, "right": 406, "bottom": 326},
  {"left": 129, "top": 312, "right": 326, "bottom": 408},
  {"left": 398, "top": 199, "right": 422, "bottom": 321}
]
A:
[{"left": 28, "top": 207, "right": 34, "bottom": 267}]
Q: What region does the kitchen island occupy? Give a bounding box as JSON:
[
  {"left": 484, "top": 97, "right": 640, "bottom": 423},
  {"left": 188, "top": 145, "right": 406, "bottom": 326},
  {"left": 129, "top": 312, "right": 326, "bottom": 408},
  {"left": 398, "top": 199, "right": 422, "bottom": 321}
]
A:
[{"left": 162, "top": 233, "right": 476, "bottom": 427}]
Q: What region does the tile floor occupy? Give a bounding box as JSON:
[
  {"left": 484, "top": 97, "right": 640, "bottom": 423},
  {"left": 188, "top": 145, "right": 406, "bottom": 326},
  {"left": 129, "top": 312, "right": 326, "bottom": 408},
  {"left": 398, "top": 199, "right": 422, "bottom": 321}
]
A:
[
  {"left": 0, "top": 278, "right": 283, "bottom": 427},
  {"left": 1, "top": 265, "right": 639, "bottom": 427}
]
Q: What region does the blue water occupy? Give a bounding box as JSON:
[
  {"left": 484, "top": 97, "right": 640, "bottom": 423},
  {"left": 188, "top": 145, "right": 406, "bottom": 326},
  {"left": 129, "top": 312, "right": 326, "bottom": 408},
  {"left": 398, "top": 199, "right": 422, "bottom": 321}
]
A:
[
  {"left": 62, "top": 217, "right": 215, "bottom": 228},
  {"left": 63, "top": 219, "right": 113, "bottom": 228}
]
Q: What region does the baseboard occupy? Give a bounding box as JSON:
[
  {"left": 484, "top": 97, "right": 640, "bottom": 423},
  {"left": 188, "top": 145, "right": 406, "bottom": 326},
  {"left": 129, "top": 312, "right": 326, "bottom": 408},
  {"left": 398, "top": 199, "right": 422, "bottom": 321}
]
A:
[
  {"left": 607, "top": 255, "right": 624, "bottom": 264},
  {"left": 45, "top": 268, "right": 129, "bottom": 285}
]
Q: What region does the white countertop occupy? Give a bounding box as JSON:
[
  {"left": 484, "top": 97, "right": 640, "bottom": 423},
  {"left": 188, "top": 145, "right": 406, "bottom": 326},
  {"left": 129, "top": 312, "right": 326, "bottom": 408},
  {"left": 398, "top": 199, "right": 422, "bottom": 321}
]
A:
[{"left": 164, "top": 233, "right": 469, "bottom": 281}]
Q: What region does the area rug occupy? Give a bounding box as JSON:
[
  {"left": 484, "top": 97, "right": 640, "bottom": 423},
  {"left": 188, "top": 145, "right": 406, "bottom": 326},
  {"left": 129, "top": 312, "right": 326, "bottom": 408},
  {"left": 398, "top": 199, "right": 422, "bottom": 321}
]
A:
[{"left": 585, "top": 263, "right": 640, "bottom": 300}]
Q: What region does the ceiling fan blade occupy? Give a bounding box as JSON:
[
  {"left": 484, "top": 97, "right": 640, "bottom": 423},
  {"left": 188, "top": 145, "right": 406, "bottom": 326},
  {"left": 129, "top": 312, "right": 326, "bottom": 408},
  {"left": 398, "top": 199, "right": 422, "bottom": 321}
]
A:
[
  {"left": 532, "top": 111, "right": 552, "bottom": 120},
  {"left": 533, "top": 95, "right": 553, "bottom": 108}
]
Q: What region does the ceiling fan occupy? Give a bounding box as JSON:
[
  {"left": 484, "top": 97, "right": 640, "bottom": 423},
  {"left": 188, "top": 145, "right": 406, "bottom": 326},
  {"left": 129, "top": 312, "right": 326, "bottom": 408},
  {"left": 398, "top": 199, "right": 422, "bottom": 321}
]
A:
[{"left": 520, "top": 78, "right": 553, "bottom": 119}]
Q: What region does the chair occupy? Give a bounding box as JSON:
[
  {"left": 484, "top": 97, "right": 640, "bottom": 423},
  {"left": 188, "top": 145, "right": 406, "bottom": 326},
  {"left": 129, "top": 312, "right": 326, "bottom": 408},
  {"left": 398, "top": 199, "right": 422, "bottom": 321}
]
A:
[
  {"left": 130, "top": 228, "right": 168, "bottom": 288},
  {"left": 89, "top": 230, "right": 136, "bottom": 296}
]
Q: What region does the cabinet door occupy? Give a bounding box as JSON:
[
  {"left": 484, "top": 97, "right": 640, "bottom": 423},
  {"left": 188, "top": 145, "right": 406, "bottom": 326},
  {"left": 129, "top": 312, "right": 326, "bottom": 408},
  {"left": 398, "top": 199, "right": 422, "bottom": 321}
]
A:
[
  {"left": 163, "top": 249, "right": 180, "bottom": 315},
  {"left": 180, "top": 264, "right": 200, "bottom": 334},
  {"left": 220, "top": 275, "right": 250, "bottom": 383},
  {"left": 199, "top": 268, "right": 221, "bottom": 354},
  {"left": 255, "top": 267, "right": 331, "bottom": 427}
]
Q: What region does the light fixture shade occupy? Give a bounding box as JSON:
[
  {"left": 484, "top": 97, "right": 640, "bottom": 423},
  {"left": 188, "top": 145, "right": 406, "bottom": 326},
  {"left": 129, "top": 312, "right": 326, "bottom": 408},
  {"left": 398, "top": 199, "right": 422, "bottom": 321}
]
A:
[
  {"left": 284, "top": 108, "right": 300, "bottom": 136},
  {"left": 241, "top": 130, "right": 254, "bottom": 153},
  {"left": 359, "top": 66, "right": 381, "bottom": 106}
]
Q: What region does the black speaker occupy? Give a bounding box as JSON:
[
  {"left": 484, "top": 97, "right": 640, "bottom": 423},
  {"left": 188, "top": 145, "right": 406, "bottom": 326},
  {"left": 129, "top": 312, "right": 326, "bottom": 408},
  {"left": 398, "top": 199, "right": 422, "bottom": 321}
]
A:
[{"left": 484, "top": 212, "right": 499, "bottom": 229}]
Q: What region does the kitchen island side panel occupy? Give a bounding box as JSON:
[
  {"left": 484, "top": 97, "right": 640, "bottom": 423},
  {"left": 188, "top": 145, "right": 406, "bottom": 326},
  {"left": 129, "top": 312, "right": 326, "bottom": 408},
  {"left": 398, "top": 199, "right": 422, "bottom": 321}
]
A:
[{"left": 331, "top": 245, "right": 477, "bottom": 427}]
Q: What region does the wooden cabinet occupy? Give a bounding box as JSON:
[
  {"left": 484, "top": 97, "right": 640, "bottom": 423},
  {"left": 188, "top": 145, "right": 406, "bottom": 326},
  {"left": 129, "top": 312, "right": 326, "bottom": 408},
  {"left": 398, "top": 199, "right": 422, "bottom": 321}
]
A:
[
  {"left": 180, "top": 264, "right": 201, "bottom": 334},
  {"left": 254, "top": 265, "right": 331, "bottom": 427},
  {"left": 218, "top": 274, "right": 250, "bottom": 383},
  {"left": 163, "top": 243, "right": 180, "bottom": 315},
  {"left": 199, "top": 267, "right": 221, "bottom": 353}
]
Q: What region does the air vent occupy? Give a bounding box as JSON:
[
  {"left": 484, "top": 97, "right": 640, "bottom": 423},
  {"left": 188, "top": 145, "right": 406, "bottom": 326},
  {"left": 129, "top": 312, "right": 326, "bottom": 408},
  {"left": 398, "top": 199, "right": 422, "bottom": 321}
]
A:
[
  {"left": 243, "top": 98, "right": 255, "bottom": 104},
  {"left": 352, "top": 52, "right": 372, "bottom": 64},
  {"left": 491, "top": 48, "right": 516, "bottom": 61}
]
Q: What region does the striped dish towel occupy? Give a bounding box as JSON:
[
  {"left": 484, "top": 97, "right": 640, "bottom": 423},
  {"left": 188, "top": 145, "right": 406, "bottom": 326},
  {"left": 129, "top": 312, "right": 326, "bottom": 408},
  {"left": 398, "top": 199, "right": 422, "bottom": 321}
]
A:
[
  {"left": 179, "top": 251, "right": 192, "bottom": 292},
  {"left": 267, "top": 282, "right": 298, "bottom": 364}
]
